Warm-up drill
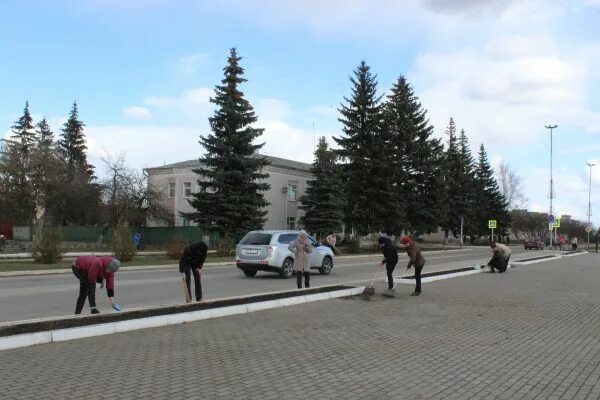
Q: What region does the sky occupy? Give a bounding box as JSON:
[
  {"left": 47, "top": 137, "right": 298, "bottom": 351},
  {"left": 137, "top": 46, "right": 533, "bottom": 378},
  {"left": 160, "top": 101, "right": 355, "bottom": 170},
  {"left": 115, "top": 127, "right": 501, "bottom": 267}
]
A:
[{"left": 2, "top": 0, "right": 600, "bottom": 225}]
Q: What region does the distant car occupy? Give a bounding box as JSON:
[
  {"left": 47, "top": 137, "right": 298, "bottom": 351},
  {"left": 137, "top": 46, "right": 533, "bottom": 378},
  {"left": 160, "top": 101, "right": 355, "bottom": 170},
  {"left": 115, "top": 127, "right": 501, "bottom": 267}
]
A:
[
  {"left": 524, "top": 237, "right": 545, "bottom": 250},
  {"left": 235, "top": 230, "right": 335, "bottom": 278}
]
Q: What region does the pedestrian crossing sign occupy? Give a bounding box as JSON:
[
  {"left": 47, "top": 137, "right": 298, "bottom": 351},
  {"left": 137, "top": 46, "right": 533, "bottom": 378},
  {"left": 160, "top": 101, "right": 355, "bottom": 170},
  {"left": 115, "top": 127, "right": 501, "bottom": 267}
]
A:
[{"left": 488, "top": 220, "right": 497, "bottom": 229}]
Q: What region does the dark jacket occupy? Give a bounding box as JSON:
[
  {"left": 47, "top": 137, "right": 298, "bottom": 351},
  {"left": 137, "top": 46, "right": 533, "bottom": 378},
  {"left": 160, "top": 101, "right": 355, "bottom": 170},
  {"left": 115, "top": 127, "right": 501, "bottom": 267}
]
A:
[
  {"left": 179, "top": 241, "right": 208, "bottom": 272},
  {"left": 406, "top": 242, "right": 425, "bottom": 268},
  {"left": 378, "top": 237, "right": 398, "bottom": 265},
  {"left": 73, "top": 256, "right": 115, "bottom": 307}
]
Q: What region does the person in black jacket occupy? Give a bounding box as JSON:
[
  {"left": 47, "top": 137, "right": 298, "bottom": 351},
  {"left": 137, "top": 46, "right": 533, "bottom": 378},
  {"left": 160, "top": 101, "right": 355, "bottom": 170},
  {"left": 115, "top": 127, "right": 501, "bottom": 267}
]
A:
[
  {"left": 179, "top": 241, "right": 208, "bottom": 302},
  {"left": 378, "top": 236, "right": 399, "bottom": 298}
]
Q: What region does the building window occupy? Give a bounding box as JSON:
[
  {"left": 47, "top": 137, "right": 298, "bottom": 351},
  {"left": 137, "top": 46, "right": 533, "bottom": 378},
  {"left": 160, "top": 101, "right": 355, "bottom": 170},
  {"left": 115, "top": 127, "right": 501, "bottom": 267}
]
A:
[
  {"left": 168, "top": 182, "right": 176, "bottom": 198},
  {"left": 287, "top": 184, "right": 297, "bottom": 201},
  {"left": 183, "top": 218, "right": 192, "bottom": 227},
  {"left": 183, "top": 182, "right": 192, "bottom": 198},
  {"left": 287, "top": 217, "right": 296, "bottom": 230}
]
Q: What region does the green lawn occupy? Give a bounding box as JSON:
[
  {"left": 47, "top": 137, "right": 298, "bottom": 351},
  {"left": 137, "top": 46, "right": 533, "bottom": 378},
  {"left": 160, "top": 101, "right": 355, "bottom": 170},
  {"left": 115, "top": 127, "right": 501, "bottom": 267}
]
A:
[{"left": 0, "top": 254, "right": 236, "bottom": 272}]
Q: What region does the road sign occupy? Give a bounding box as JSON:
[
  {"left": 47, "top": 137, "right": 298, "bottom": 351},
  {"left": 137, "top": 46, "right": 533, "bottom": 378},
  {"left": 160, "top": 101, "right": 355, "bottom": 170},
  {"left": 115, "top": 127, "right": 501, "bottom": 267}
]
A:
[
  {"left": 551, "top": 218, "right": 561, "bottom": 228},
  {"left": 586, "top": 226, "right": 593, "bottom": 233},
  {"left": 488, "top": 220, "right": 497, "bottom": 229},
  {"left": 548, "top": 214, "right": 555, "bottom": 223}
]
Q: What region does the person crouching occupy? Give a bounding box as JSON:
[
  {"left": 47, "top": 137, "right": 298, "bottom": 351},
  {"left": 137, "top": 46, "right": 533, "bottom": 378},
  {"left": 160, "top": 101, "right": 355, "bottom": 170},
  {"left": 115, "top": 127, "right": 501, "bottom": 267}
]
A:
[
  {"left": 487, "top": 242, "right": 511, "bottom": 273},
  {"left": 72, "top": 255, "right": 120, "bottom": 314}
]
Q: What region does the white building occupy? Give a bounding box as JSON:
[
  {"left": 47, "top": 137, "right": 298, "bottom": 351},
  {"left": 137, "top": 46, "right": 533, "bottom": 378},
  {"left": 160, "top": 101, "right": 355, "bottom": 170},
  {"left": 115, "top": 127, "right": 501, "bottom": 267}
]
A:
[{"left": 145, "top": 155, "right": 313, "bottom": 229}]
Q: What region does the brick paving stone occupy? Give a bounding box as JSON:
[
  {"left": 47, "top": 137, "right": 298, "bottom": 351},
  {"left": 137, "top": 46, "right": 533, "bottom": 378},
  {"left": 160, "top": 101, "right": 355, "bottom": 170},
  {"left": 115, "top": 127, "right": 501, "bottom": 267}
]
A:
[{"left": 3, "top": 254, "right": 600, "bottom": 399}]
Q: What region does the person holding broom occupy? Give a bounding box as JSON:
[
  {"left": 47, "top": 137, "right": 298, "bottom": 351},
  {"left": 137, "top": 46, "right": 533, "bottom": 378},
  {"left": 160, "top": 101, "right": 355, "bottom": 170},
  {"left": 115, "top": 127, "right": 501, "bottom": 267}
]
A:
[
  {"left": 72, "top": 255, "right": 121, "bottom": 314},
  {"left": 401, "top": 236, "right": 426, "bottom": 296},
  {"left": 179, "top": 241, "right": 208, "bottom": 302},
  {"left": 378, "top": 236, "right": 399, "bottom": 298}
]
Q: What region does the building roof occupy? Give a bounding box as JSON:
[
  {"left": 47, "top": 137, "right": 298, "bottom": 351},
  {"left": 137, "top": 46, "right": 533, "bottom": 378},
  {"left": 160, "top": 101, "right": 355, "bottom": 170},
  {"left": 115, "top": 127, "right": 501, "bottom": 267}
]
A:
[{"left": 145, "top": 154, "right": 312, "bottom": 173}]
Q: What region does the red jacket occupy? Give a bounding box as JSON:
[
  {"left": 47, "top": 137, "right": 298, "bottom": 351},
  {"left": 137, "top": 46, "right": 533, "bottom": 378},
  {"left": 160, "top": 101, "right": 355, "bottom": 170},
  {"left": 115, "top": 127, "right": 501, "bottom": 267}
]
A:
[{"left": 74, "top": 255, "right": 115, "bottom": 291}]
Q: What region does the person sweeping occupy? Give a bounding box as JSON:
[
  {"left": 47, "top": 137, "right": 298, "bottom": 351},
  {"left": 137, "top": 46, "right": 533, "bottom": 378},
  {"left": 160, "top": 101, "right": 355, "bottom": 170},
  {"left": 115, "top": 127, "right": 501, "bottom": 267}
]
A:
[
  {"left": 72, "top": 255, "right": 121, "bottom": 314},
  {"left": 378, "top": 236, "right": 399, "bottom": 298},
  {"left": 179, "top": 241, "right": 208, "bottom": 302},
  {"left": 401, "top": 236, "right": 426, "bottom": 296}
]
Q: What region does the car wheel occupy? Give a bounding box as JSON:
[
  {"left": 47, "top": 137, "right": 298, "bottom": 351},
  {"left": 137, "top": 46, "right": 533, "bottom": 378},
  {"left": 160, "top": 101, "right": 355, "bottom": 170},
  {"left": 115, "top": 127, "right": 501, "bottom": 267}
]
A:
[
  {"left": 319, "top": 256, "right": 333, "bottom": 275},
  {"left": 242, "top": 269, "right": 257, "bottom": 277},
  {"left": 280, "top": 258, "right": 294, "bottom": 279}
]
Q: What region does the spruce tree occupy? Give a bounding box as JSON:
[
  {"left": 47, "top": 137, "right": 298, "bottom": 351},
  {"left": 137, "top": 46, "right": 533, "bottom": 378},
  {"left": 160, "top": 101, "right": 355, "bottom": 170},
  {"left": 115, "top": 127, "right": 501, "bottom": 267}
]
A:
[
  {"left": 441, "top": 118, "right": 462, "bottom": 240},
  {"left": 474, "top": 144, "right": 510, "bottom": 237},
  {"left": 182, "top": 48, "right": 270, "bottom": 241},
  {"left": 10, "top": 101, "right": 37, "bottom": 156},
  {"left": 1, "top": 102, "right": 37, "bottom": 224},
  {"left": 299, "top": 137, "right": 344, "bottom": 237},
  {"left": 334, "top": 61, "right": 393, "bottom": 235},
  {"left": 456, "top": 129, "right": 478, "bottom": 239},
  {"left": 57, "top": 102, "right": 93, "bottom": 178},
  {"left": 383, "top": 75, "right": 445, "bottom": 235},
  {"left": 36, "top": 118, "right": 55, "bottom": 148}
]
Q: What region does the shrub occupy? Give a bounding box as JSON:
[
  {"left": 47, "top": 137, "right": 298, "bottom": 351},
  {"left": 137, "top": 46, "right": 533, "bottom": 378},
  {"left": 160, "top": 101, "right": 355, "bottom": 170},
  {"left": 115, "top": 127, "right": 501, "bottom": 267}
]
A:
[
  {"left": 345, "top": 237, "right": 361, "bottom": 254},
  {"left": 167, "top": 235, "right": 187, "bottom": 259},
  {"left": 111, "top": 225, "right": 136, "bottom": 262},
  {"left": 31, "top": 226, "right": 64, "bottom": 264},
  {"left": 217, "top": 236, "right": 234, "bottom": 257}
]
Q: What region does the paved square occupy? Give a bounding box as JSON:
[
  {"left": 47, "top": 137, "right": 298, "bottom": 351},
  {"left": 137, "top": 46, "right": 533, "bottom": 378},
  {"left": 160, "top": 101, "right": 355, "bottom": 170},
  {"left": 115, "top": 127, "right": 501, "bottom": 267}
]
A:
[{"left": 2, "top": 253, "right": 600, "bottom": 399}]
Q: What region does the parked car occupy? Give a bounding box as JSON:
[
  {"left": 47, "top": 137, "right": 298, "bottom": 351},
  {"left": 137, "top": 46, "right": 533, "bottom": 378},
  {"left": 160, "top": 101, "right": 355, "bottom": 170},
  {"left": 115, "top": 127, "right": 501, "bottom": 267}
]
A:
[
  {"left": 235, "top": 230, "right": 335, "bottom": 278},
  {"left": 523, "top": 237, "right": 545, "bottom": 250}
]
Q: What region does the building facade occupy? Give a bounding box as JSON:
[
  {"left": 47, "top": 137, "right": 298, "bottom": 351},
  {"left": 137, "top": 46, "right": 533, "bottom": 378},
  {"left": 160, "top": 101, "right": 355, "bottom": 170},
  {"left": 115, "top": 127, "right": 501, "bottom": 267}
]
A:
[{"left": 145, "top": 155, "right": 313, "bottom": 230}]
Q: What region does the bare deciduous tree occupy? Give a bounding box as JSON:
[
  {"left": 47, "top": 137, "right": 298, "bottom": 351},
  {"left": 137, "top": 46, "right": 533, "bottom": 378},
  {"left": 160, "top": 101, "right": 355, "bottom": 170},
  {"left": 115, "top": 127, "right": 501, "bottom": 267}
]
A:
[
  {"left": 101, "top": 153, "right": 172, "bottom": 228},
  {"left": 496, "top": 161, "right": 527, "bottom": 210}
]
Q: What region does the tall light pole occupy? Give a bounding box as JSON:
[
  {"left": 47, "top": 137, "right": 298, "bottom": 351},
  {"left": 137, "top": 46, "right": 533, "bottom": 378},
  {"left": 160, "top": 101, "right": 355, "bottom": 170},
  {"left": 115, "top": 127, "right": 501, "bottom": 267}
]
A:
[
  {"left": 587, "top": 162, "right": 596, "bottom": 249},
  {"left": 545, "top": 124, "right": 558, "bottom": 249}
]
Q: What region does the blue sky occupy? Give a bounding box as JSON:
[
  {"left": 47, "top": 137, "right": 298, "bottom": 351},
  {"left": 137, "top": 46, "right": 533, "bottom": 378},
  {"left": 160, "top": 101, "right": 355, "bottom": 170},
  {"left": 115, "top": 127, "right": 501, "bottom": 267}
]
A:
[{"left": 2, "top": 0, "right": 600, "bottom": 225}]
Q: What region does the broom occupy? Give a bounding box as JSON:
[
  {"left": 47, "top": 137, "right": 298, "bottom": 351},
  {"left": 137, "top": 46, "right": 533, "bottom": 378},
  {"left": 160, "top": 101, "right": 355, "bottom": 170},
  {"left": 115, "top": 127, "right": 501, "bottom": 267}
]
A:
[{"left": 362, "top": 263, "right": 384, "bottom": 296}]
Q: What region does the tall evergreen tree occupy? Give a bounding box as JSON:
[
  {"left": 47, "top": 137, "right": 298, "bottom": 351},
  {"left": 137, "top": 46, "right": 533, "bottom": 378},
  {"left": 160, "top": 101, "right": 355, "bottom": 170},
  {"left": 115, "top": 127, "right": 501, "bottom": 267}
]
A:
[
  {"left": 299, "top": 137, "right": 344, "bottom": 237},
  {"left": 383, "top": 75, "right": 445, "bottom": 235},
  {"left": 36, "top": 118, "right": 55, "bottom": 148},
  {"left": 334, "top": 61, "right": 393, "bottom": 235},
  {"left": 1, "top": 102, "right": 37, "bottom": 224},
  {"left": 441, "top": 118, "right": 462, "bottom": 239},
  {"left": 182, "top": 48, "right": 270, "bottom": 240},
  {"left": 10, "top": 101, "right": 37, "bottom": 156},
  {"left": 474, "top": 144, "right": 510, "bottom": 237},
  {"left": 57, "top": 102, "right": 93, "bottom": 178},
  {"left": 456, "top": 129, "right": 478, "bottom": 238}
]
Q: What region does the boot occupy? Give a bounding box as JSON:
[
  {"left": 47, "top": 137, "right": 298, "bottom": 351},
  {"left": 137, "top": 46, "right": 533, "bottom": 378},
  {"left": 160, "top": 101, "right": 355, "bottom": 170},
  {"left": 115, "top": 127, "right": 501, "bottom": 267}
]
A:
[{"left": 382, "top": 288, "right": 395, "bottom": 298}]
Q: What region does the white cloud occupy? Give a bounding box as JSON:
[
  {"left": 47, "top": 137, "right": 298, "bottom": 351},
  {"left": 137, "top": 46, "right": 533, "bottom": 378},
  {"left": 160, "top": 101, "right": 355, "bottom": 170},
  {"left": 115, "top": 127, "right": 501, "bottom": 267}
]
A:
[
  {"left": 254, "top": 98, "right": 292, "bottom": 121},
  {"left": 144, "top": 88, "right": 213, "bottom": 112},
  {"left": 256, "top": 119, "right": 336, "bottom": 164},
  {"left": 85, "top": 124, "right": 201, "bottom": 174},
  {"left": 172, "top": 53, "right": 210, "bottom": 75},
  {"left": 122, "top": 106, "right": 152, "bottom": 120}
]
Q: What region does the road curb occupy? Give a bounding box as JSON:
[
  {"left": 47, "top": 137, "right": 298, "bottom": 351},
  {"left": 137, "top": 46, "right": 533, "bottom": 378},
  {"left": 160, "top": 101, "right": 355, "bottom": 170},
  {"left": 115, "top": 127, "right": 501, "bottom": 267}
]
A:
[
  {"left": 0, "top": 248, "right": 470, "bottom": 277},
  {"left": 0, "top": 286, "right": 364, "bottom": 351}
]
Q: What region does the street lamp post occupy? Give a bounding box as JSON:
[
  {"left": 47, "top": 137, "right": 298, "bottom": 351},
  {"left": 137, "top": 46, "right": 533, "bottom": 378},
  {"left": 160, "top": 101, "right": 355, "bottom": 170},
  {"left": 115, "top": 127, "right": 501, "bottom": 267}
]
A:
[
  {"left": 545, "top": 125, "right": 558, "bottom": 249},
  {"left": 587, "top": 162, "right": 596, "bottom": 250}
]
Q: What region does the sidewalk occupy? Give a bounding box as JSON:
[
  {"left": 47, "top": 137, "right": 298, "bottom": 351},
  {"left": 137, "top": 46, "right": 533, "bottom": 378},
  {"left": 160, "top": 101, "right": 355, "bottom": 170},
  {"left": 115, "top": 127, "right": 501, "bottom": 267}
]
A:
[{"left": 2, "top": 254, "right": 599, "bottom": 399}]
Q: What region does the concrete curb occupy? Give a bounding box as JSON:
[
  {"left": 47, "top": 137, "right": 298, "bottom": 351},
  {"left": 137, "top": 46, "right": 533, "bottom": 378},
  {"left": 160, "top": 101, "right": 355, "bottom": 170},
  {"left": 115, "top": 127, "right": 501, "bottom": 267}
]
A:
[
  {"left": 0, "top": 286, "right": 364, "bottom": 351},
  {"left": 0, "top": 248, "right": 470, "bottom": 277}
]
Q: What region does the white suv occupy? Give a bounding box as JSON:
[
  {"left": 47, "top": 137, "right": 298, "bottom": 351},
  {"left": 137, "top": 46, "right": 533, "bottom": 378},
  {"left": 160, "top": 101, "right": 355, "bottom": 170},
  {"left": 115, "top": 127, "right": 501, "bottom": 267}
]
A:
[{"left": 235, "top": 230, "right": 335, "bottom": 278}]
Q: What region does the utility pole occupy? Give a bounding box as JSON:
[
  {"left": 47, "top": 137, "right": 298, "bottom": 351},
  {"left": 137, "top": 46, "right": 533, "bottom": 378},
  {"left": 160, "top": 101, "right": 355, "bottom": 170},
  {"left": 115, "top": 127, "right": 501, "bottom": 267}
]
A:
[
  {"left": 587, "top": 162, "right": 596, "bottom": 250},
  {"left": 545, "top": 125, "right": 558, "bottom": 249}
]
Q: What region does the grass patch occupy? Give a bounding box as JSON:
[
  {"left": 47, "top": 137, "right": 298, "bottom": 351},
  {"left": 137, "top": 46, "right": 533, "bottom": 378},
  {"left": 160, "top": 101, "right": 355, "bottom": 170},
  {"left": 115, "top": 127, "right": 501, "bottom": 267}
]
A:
[{"left": 0, "top": 254, "right": 236, "bottom": 272}]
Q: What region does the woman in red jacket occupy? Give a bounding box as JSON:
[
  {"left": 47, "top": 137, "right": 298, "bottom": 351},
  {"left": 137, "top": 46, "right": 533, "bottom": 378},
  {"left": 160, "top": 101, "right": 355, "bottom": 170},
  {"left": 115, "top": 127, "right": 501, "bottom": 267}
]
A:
[{"left": 72, "top": 255, "right": 121, "bottom": 314}]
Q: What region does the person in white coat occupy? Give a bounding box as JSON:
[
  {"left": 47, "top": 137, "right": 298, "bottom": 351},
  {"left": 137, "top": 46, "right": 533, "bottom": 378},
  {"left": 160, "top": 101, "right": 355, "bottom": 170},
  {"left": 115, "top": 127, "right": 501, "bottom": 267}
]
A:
[{"left": 288, "top": 231, "right": 313, "bottom": 289}]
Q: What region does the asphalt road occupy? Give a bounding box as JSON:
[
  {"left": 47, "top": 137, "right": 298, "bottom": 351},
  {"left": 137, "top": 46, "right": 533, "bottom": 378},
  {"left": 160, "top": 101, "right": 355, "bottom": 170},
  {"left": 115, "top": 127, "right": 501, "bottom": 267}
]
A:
[{"left": 0, "top": 246, "right": 532, "bottom": 323}]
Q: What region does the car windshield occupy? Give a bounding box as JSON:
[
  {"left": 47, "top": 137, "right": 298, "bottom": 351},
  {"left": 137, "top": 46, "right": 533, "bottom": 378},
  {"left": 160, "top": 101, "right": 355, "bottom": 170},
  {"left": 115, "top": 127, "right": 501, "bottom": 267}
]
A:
[{"left": 239, "top": 233, "right": 272, "bottom": 245}]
